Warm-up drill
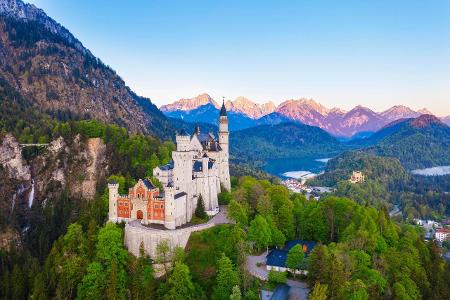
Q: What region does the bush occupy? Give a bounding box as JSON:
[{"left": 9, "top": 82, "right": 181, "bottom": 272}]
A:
[
  {"left": 266, "top": 270, "right": 287, "bottom": 290},
  {"left": 218, "top": 191, "right": 232, "bottom": 205}
]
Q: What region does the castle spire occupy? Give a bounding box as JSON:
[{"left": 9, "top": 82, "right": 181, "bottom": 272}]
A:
[{"left": 220, "top": 97, "right": 227, "bottom": 117}]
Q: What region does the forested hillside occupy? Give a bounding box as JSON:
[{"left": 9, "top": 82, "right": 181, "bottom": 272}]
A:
[
  {"left": 230, "top": 122, "right": 345, "bottom": 162},
  {"left": 0, "top": 7, "right": 174, "bottom": 138},
  {"left": 355, "top": 115, "right": 450, "bottom": 169},
  {"left": 310, "top": 151, "right": 450, "bottom": 218}
]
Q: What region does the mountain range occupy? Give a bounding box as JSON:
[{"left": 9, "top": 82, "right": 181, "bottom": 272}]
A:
[{"left": 161, "top": 93, "right": 448, "bottom": 137}]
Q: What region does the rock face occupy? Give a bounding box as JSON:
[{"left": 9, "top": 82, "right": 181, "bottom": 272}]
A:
[
  {"left": 160, "top": 93, "right": 219, "bottom": 112},
  {"left": 0, "top": 0, "right": 174, "bottom": 139},
  {"left": 31, "top": 135, "right": 108, "bottom": 201},
  {"left": 0, "top": 134, "right": 31, "bottom": 180},
  {"left": 0, "top": 134, "right": 109, "bottom": 250},
  {"left": 380, "top": 105, "right": 420, "bottom": 122},
  {"left": 226, "top": 97, "right": 275, "bottom": 119}
]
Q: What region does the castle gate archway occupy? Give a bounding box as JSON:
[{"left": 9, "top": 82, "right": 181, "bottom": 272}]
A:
[{"left": 137, "top": 210, "right": 143, "bottom": 220}]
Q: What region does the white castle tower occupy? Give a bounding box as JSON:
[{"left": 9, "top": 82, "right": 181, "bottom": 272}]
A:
[
  {"left": 108, "top": 181, "right": 119, "bottom": 222},
  {"left": 163, "top": 184, "right": 176, "bottom": 230},
  {"left": 218, "top": 99, "right": 231, "bottom": 191}
]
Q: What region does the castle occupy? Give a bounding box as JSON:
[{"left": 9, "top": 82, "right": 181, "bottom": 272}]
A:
[{"left": 108, "top": 102, "right": 230, "bottom": 229}]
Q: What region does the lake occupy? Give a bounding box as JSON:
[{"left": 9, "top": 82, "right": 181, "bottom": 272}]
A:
[
  {"left": 411, "top": 166, "right": 450, "bottom": 176},
  {"left": 263, "top": 157, "right": 330, "bottom": 179}
]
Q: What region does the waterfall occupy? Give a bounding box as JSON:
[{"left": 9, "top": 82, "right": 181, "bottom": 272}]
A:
[
  {"left": 11, "top": 184, "right": 27, "bottom": 213},
  {"left": 11, "top": 194, "right": 16, "bottom": 213},
  {"left": 28, "top": 180, "right": 35, "bottom": 208}
]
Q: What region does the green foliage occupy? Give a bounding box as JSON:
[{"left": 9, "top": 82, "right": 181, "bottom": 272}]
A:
[
  {"left": 185, "top": 225, "right": 247, "bottom": 295},
  {"left": 160, "top": 262, "right": 196, "bottom": 300},
  {"left": 229, "top": 285, "right": 242, "bottom": 300},
  {"left": 76, "top": 223, "right": 129, "bottom": 300},
  {"left": 230, "top": 123, "right": 345, "bottom": 162},
  {"left": 195, "top": 194, "right": 208, "bottom": 220},
  {"left": 309, "top": 282, "right": 328, "bottom": 300},
  {"left": 130, "top": 244, "right": 155, "bottom": 300},
  {"left": 212, "top": 253, "right": 240, "bottom": 300},
  {"left": 218, "top": 190, "right": 232, "bottom": 205},
  {"left": 369, "top": 118, "right": 450, "bottom": 170},
  {"left": 248, "top": 215, "right": 272, "bottom": 252},
  {"left": 227, "top": 199, "right": 248, "bottom": 225},
  {"left": 285, "top": 244, "right": 305, "bottom": 271},
  {"left": 267, "top": 271, "right": 287, "bottom": 290}
]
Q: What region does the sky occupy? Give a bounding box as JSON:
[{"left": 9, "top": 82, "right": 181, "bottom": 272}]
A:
[{"left": 26, "top": 0, "right": 450, "bottom": 115}]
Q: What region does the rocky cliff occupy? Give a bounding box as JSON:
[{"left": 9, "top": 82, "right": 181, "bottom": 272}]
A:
[{"left": 0, "top": 133, "right": 108, "bottom": 250}]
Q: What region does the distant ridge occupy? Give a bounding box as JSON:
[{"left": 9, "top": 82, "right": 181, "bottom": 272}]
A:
[{"left": 161, "top": 93, "right": 443, "bottom": 137}]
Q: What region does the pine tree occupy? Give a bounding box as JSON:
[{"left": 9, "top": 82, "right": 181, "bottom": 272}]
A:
[
  {"left": 163, "top": 263, "right": 195, "bottom": 300},
  {"left": 106, "top": 259, "right": 118, "bottom": 300},
  {"left": 213, "top": 253, "right": 240, "bottom": 300},
  {"left": 195, "top": 194, "right": 207, "bottom": 219}
]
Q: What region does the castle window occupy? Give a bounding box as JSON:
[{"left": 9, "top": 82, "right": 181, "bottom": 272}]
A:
[
  {"left": 154, "top": 204, "right": 158, "bottom": 209},
  {"left": 161, "top": 205, "right": 164, "bottom": 208}
]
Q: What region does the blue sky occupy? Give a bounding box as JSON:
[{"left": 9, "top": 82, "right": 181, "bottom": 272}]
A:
[{"left": 26, "top": 0, "right": 450, "bottom": 115}]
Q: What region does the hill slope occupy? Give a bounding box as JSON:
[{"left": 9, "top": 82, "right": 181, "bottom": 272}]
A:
[
  {"left": 365, "top": 115, "right": 450, "bottom": 169},
  {"left": 0, "top": 0, "right": 174, "bottom": 139},
  {"left": 230, "top": 122, "right": 345, "bottom": 162}
]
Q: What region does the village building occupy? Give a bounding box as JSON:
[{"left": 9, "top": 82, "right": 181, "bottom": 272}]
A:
[
  {"left": 266, "top": 240, "right": 317, "bottom": 275},
  {"left": 108, "top": 101, "right": 231, "bottom": 229},
  {"left": 349, "top": 170, "right": 365, "bottom": 183},
  {"left": 435, "top": 228, "right": 450, "bottom": 243}
]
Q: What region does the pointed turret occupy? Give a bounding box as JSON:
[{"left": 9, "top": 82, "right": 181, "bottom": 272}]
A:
[
  {"left": 218, "top": 97, "right": 230, "bottom": 191},
  {"left": 220, "top": 97, "right": 227, "bottom": 116}
]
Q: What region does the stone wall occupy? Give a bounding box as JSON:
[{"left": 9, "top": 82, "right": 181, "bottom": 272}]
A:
[{"left": 124, "top": 221, "right": 216, "bottom": 258}]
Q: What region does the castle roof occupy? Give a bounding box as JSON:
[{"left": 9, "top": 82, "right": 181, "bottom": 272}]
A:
[
  {"left": 220, "top": 100, "right": 227, "bottom": 116},
  {"left": 143, "top": 179, "right": 156, "bottom": 190},
  {"left": 193, "top": 132, "right": 221, "bottom": 152},
  {"left": 159, "top": 160, "right": 174, "bottom": 171},
  {"left": 178, "top": 129, "right": 189, "bottom": 136},
  {"left": 175, "top": 192, "right": 187, "bottom": 199}
]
